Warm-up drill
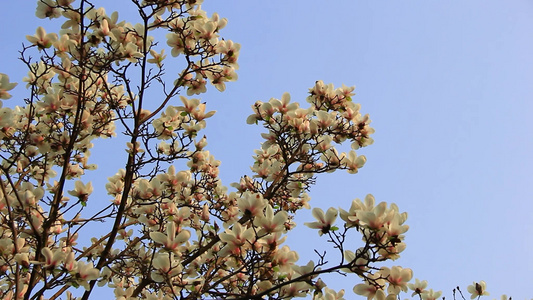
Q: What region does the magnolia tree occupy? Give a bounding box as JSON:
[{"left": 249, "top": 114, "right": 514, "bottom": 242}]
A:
[{"left": 0, "top": 1, "right": 497, "bottom": 299}]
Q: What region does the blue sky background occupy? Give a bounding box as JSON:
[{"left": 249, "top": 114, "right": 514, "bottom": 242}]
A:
[{"left": 1, "top": 1, "right": 532, "bottom": 299}]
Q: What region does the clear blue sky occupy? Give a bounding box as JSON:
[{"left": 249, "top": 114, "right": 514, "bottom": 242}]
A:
[{"left": 1, "top": 1, "right": 532, "bottom": 299}]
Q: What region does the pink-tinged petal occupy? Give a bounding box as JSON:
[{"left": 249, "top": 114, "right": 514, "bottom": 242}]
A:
[
  {"left": 303, "top": 221, "right": 322, "bottom": 230},
  {"left": 325, "top": 207, "right": 338, "bottom": 224},
  {"left": 175, "top": 230, "right": 191, "bottom": 244},
  {"left": 42, "top": 248, "right": 53, "bottom": 265},
  {"left": 353, "top": 283, "right": 377, "bottom": 300},
  {"left": 311, "top": 208, "right": 325, "bottom": 222},
  {"left": 150, "top": 232, "right": 168, "bottom": 245}
]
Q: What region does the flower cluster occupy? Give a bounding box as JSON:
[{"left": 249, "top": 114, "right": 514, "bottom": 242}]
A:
[
  {"left": 0, "top": 1, "right": 500, "bottom": 299},
  {"left": 242, "top": 83, "right": 372, "bottom": 216},
  {"left": 0, "top": 0, "right": 240, "bottom": 298},
  {"left": 304, "top": 194, "right": 413, "bottom": 298}
]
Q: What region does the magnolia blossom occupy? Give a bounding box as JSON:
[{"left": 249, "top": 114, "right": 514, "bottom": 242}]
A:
[
  {"left": 344, "top": 150, "right": 366, "bottom": 174},
  {"left": 356, "top": 202, "right": 393, "bottom": 230},
  {"left": 237, "top": 192, "right": 266, "bottom": 217},
  {"left": 422, "top": 289, "right": 442, "bottom": 300},
  {"left": 219, "top": 222, "right": 255, "bottom": 256},
  {"left": 304, "top": 207, "right": 338, "bottom": 236},
  {"left": 42, "top": 247, "right": 65, "bottom": 269},
  {"left": 76, "top": 261, "right": 100, "bottom": 290},
  {"left": 279, "top": 281, "right": 311, "bottom": 298},
  {"left": 147, "top": 49, "right": 167, "bottom": 68},
  {"left": 314, "top": 287, "right": 345, "bottom": 300},
  {"left": 353, "top": 281, "right": 381, "bottom": 300},
  {"left": 343, "top": 249, "right": 369, "bottom": 274},
  {"left": 67, "top": 181, "right": 93, "bottom": 201},
  {"left": 339, "top": 194, "right": 378, "bottom": 227},
  {"left": 150, "top": 222, "right": 191, "bottom": 252},
  {"left": 467, "top": 281, "right": 489, "bottom": 299},
  {"left": 272, "top": 245, "right": 299, "bottom": 273},
  {"left": 26, "top": 26, "right": 58, "bottom": 49},
  {"left": 151, "top": 252, "right": 182, "bottom": 283},
  {"left": 253, "top": 205, "right": 288, "bottom": 234},
  {"left": 408, "top": 278, "right": 428, "bottom": 296},
  {"left": 0, "top": 73, "right": 17, "bottom": 99},
  {"left": 381, "top": 266, "right": 413, "bottom": 295},
  {"left": 166, "top": 32, "right": 195, "bottom": 57},
  {"left": 35, "top": 0, "right": 61, "bottom": 19}
]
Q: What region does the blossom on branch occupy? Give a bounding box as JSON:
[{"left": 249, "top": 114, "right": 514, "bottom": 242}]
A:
[
  {"left": 305, "top": 207, "right": 338, "bottom": 236},
  {"left": 0, "top": 73, "right": 17, "bottom": 99},
  {"left": 26, "top": 26, "right": 58, "bottom": 49},
  {"left": 467, "top": 281, "right": 489, "bottom": 299}
]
